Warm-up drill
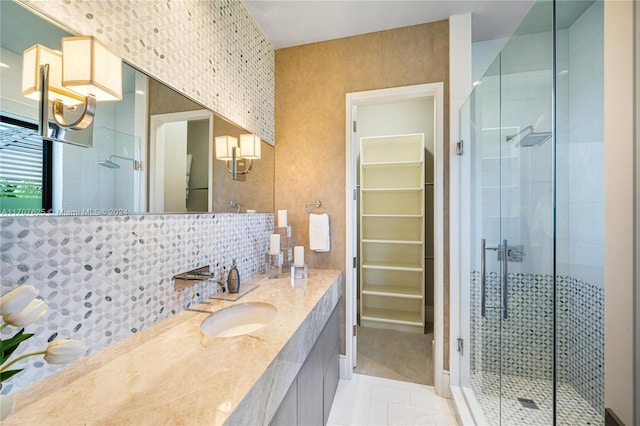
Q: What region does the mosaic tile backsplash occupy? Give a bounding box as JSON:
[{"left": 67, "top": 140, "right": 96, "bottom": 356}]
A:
[
  {"left": 469, "top": 271, "right": 604, "bottom": 415},
  {"left": 0, "top": 213, "right": 274, "bottom": 394},
  {"left": 23, "top": 0, "right": 275, "bottom": 142}
]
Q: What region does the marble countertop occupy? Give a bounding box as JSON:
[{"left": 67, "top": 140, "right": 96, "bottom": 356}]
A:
[{"left": 6, "top": 269, "right": 343, "bottom": 425}]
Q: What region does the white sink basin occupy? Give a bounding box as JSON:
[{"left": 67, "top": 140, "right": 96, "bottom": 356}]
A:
[{"left": 200, "top": 302, "right": 277, "bottom": 337}]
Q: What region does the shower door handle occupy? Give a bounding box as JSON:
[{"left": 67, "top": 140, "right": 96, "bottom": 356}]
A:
[
  {"left": 481, "top": 239, "right": 506, "bottom": 319},
  {"left": 501, "top": 239, "right": 508, "bottom": 319},
  {"left": 480, "top": 239, "right": 487, "bottom": 317}
]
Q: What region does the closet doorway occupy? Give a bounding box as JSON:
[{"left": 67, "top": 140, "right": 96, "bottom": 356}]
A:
[{"left": 345, "top": 83, "right": 445, "bottom": 392}]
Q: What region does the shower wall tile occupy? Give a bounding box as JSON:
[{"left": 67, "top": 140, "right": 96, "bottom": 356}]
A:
[
  {"left": 0, "top": 213, "right": 274, "bottom": 395},
  {"left": 563, "top": 0, "right": 604, "bottom": 289},
  {"left": 24, "top": 0, "right": 275, "bottom": 142},
  {"left": 469, "top": 271, "right": 604, "bottom": 414}
]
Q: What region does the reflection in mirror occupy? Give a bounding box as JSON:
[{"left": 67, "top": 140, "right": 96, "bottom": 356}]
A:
[
  {"left": 146, "top": 79, "right": 274, "bottom": 213},
  {"left": 0, "top": 1, "right": 143, "bottom": 214},
  {"left": 0, "top": 1, "right": 274, "bottom": 215}
]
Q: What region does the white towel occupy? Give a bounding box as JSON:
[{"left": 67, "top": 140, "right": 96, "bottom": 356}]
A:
[{"left": 309, "top": 213, "right": 330, "bottom": 252}]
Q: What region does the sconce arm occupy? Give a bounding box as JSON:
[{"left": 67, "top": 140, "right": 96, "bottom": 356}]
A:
[
  {"left": 225, "top": 159, "right": 254, "bottom": 175},
  {"left": 52, "top": 95, "right": 96, "bottom": 131}
]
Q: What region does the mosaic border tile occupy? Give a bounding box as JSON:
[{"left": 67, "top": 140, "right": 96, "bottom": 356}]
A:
[
  {"left": 0, "top": 212, "right": 274, "bottom": 394},
  {"left": 469, "top": 271, "right": 604, "bottom": 417}
]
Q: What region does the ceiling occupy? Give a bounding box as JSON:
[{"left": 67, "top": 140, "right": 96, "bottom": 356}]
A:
[{"left": 241, "top": 0, "right": 537, "bottom": 49}]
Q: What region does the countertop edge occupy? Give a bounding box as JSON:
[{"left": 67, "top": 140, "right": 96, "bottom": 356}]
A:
[{"left": 225, "top": 271, "right": 344, "bottom": 425}]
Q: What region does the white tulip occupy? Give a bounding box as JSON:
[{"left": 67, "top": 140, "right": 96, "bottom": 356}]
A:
[
  {"left": 0, "top": 285, "right": 38, "bottom": 316},
  {"left": 0, "top": 394, "right": 14, "bottom": 421},
  {"left": 44, "top": 339, "right": 86, "bottom": 364},
  {"left": 3, "top": 299, "right": 48, "bottom": 327}
]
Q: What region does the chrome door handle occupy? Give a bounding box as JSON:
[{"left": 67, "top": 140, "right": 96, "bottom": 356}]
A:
[
  {"left": 481, "top": 239, "right": 487, "bottom": 317},
  {"left": 501, "top": 239, "right": 508, "bottom": 319},
  {"left": 480, "top": 239, "right": 508, "bottom": 319}
]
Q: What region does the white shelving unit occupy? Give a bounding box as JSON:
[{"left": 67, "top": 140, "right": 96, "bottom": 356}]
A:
[{"left": 359, "top": 134, "right": 425, "bottom": 333}]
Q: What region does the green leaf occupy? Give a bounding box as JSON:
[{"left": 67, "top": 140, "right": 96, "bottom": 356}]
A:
[
  {"left": 0, "top": 368, "right": 24, "bottom": 382},
  {"left": 1, "top": 329, "right": 34, "bottom": 365}
]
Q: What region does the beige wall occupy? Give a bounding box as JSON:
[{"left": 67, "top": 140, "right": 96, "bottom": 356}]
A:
[
  {"left": 604, "top": 0, "right": 635, "bottom": 424},
  {"left": 274, "top": 21, "right": 450, "bottom": 359}
]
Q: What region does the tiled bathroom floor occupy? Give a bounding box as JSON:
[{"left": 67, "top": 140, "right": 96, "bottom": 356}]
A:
[
  {"left": 472, "top": 371, "right": 604, "bottom": 425},
  {"left": 328, "top": 373, "right": 458, "bottom": 426}
]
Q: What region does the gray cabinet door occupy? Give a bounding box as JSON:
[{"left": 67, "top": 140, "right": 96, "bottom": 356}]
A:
[
  {"left": 297, "top": 340, "right": 324, "bottom": 425},
  {"left": 269, "top": 380, "right": 297, "bottom": 426},
  {"left": 323, "top": 340, "right": 340, "bottom": 424}
]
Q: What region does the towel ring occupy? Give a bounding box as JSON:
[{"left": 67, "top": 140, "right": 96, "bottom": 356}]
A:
[{"left": 304, "top": 200, "right": 322, "bottom": 214}]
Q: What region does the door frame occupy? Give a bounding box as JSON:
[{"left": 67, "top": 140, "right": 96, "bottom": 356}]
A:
[
  {"left": 148, "top": 109, "right": 213, "bottom": 212},
  {"left": 344, "top": 82, "right": 445, "bottom": 395}
]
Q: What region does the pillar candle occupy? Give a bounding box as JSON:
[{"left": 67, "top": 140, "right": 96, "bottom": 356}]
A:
[
  {"left": 278, "top": 209, "right": 287, "bottom": 228},
  {"left": 294, "top": 246, "right": 305, "bottom": 266},
  {"left": 269, "top": 234, "right": 280, "bottom": 255}
]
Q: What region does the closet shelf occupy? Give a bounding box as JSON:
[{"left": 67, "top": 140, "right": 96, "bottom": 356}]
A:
[
  {"left": 361, "top": 187, "right": 423, "bottom": 192},
  {"left": 361, "top": 285, "right": 422, "bottom": 299},
  {"left": 362, "top": 239, "right": 423, "bottom": 245},
  {"left": 362, "top": 261, "right": 423, "bottom": 272},
  {"left": 361, "top": 307, "right": 423, "bottom": 326},
  {"left": 359, "top": 133, "right": 426, "bottom": 333},
  {"left": 362, "top": 214, "right": 423, "bottom": 218},
  {"left": 361, "top": 160, "right": 423, "bottom": 167}
]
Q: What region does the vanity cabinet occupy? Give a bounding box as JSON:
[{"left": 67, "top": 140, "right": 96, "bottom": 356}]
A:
[
  {"left": 359, "top": 134, "right": 426, "bottom": 333},
  {"left": 270, "top": 305, "right": 340, "bottom": 426},
  {"left": 269, "top": 379, "right": 297, "bottom": 425}
]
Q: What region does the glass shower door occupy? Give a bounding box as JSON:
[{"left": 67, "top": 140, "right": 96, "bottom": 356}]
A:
[
  {"left": 496, "top": 0, "right": 555, "bottom": 422},
  {"left": 459, "top": 54, "right": 506, "bottom": 425},
  {"left": 459, "top": 2, "right": 555, "bottom": 424}
]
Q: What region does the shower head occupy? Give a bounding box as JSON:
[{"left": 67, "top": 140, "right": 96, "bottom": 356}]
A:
[
  {"left": 96, "top": 155, "right": 141, "bottom": 170},
  {"left": 97, "top": 159, "right": 120, "bottom": 169},
  {"left": 506, "top": 126, "right": 552, "bottom": 148}
]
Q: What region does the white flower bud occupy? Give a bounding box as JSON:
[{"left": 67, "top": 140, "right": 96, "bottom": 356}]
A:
[
  {"left": 0, "top": 285, "right": 38, "bottom": 316},
  {"left": 44, "top": 339, "right": 86, "bottom": 364},
  {"left": 3, "top": 298, "right": 48, "bottom": 327},
  {"left": 0, "top": 394, "right": 15, "bottom": 421}
]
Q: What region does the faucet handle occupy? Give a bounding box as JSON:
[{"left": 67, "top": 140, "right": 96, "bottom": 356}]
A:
[{"left": 216, "top": 271, "right": 227, "bottom": 293}]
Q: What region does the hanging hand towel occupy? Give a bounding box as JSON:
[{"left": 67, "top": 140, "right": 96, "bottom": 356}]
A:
[{"left": 309, "top": 213, "right": 330, "bottom": 252}]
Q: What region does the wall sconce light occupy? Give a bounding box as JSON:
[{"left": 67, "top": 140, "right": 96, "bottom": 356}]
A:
[
  {"left": 215, "top": 134, "right": 261, "bottom": 181},
  {"left": 22, "top": 36, "right": 122, "bottom": 147}
]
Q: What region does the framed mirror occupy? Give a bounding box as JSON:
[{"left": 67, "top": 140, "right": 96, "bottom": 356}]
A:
[{"left": 0, "top": 1, "right": 274, "bottom": 215}]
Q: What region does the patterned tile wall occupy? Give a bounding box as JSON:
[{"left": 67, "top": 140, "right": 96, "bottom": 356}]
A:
[
  {"left": 469, "top": 271, "right": 604, "bottom": 414},
  {"left": 23, "top": 0, "right": 275, "bottom": 142},
  {"left": 0, "top": 212, "right": 274, "bottom": 394}
]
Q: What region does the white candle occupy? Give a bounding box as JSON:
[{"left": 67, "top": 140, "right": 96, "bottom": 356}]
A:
[
  {"left": 269, "top": 234, "right": 280, "bottom": 255},
  {"left": 294, "top": 246, "right": 305, "bottom": 266},
  {"left": 278, "top": 209, "right": 287, "bottom": 228}
]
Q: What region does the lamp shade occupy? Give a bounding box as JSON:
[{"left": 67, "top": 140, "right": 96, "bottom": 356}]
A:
[
  {"left": 239, "top": 134, "right": 261, "bottom": 159},
  {"left": 62, "top": 36, "right": 122, "bottom": 101},
  {"left": 215, "top": 136, "right": 238, "bottom": 160},
  {"left": 22, "top": 44, "right": 84, "bottom": 105}
]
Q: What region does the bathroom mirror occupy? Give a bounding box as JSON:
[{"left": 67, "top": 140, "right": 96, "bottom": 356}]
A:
[{"left": 0, "top": 1, "right": 274, "bottom": 214}]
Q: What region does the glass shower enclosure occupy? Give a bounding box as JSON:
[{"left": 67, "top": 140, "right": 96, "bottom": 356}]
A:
[{"left": 458, "top": 0, "right": 604, "bottom": 424}]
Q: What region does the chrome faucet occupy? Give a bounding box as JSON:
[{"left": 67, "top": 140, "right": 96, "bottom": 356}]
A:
[
  {"left": 228, "top": 200, "right": 241, "bottom": 213},
  {"left": 216, "top": 272, "right": 228, "bottom": 293},
  {"left": 173, "top": 265, "right": 225, "bottom": 293}
]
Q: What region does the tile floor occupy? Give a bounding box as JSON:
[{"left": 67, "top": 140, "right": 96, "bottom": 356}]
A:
[
  {"left": 328, "top": 373, "right": 458, "bottom": 426},
  {"left": 471, "top": 371, "right": 604, "bottom": 425}
]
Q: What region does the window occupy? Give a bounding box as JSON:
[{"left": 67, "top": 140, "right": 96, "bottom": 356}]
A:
[{"left": 0, "top": 116, "right": 52, "bottom": 213}]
